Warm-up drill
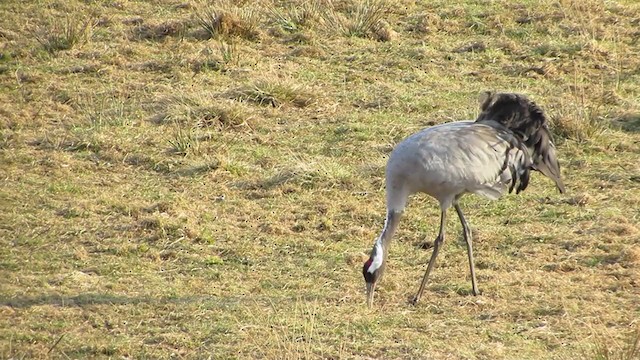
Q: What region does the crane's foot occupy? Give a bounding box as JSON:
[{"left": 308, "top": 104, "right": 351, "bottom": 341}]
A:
[{"left": 410, "top": 295, "right": 420, "bottom": 306}]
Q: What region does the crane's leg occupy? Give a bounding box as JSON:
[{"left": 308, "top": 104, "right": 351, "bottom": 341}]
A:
[
  {"left": 455, "top": 203, "right": 479, "bottom": 296},
  {"left": 412, "top": 210, "right": 446, "bottom": 305}
]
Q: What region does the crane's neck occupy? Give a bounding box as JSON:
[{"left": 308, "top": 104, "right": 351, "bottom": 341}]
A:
[{"left": 368, "top": 210, "right": 402, "bottom": 274}]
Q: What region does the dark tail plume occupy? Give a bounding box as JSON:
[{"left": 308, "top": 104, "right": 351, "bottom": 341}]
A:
[{"left": 476, "top": 92, "right": 565, "bottom": 193}]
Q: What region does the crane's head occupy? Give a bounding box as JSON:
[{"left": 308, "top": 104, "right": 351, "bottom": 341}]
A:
[{"left": 362, "top": 242, "right": 385, "bottom": 307}]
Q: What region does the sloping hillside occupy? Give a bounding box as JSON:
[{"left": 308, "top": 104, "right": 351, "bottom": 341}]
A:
[{"left": 1, "top": 0, "right": 639, "bottom": 358}]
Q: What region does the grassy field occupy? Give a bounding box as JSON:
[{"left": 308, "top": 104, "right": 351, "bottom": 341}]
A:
[{"left": 1, "top": 0, "right": 640, "bottom": 358}]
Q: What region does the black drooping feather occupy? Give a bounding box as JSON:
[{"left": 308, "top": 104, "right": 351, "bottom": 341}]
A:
[
  {"left": 487, "top": 121, "right": 532, "bottom": 194},
  {"left": 476, "top": 92, "right": 565, "bottom": 194}
]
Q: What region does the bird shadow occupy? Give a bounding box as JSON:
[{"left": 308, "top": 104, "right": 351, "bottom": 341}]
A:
[
  {"left": 0, "top": 293, "right": 319, "bottom": 309},
  {"left": 0, "top": 293, "right": 212, "bottom": 308}
]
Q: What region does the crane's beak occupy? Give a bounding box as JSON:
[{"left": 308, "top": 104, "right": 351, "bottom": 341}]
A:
[{"left": 365, "top": 282, "right": 376, "bottom": 307}]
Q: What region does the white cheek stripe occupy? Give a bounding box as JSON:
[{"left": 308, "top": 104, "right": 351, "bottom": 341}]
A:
[
  {"left": 367, "top": 214, "right": 389, "bottom": 274},
  {"left": 368, "top": 241, "right": 383, "bottom": 273}
]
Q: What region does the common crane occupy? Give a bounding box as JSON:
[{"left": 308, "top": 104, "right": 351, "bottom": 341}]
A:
[{"left": 362, "top": 92, "right": 565, "bottom": 307}]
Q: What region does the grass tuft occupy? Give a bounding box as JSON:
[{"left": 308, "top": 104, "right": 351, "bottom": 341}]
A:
[
  {"left": 550, "top": 111, "right": 608, "bottom": 143},
  {"left": 33, "top": 16, "right": 92, "bottom": 53},
  {"left": 75, "top": 92, "right": 132, "bottom": 127},
  {"left": 589, "top": 327, "right": 640, "bottom": 360},
  {"left": 194, "top": 2, "right": 260, "bottom": 40},
  {"left": 161, "top": 94, "right": 255, "bottom": 130},
  {"left": 551, "top": 90, "right": 609, "bottom": 143},
  {"left": 191, "top": 40, "right": 239, "bottom": 73},
  {"left": 193, "top": 104, "right": 250, "bottom": 130},
  {"left": 216, "top": 40, "right": 238, "bottom": 66},
  {"left": 29, "top": 132, "right": 101, "bottom": 153},
  {"left": 130, "top": 20, "right": 185, "bottom": 41},
  {"left": 167, "top": 120, "right": 200, "bottom": 157},
  {"left": 550, "top": 64, "right": 616, "bottom": 142},
  {"left": 267, "top": 1, "right": 320, "bottom": 32},
  {"left": 320, "top": 0, "right": 388, "bottom": 38},
  {"left": 230, "top": 79, "right": 315, "bottom": 108}
]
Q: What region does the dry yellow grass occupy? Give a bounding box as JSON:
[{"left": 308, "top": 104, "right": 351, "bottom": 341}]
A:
[{"left": 1, "top": 0, "right": 639, "bottom": 359}]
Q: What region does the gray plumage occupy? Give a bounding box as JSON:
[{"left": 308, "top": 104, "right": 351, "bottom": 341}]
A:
[
  {"left": 385, "top": 120, "right": 531, "bottom": 212},
  {"left": 363, "top": 92, "right": 565, "bottom": 307}
]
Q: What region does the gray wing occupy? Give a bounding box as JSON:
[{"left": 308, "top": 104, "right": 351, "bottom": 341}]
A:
[{"left": 386, "top": 121, "right": 531, "bottom": 209}]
